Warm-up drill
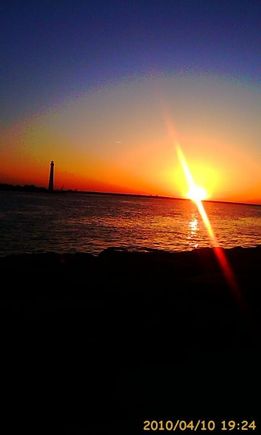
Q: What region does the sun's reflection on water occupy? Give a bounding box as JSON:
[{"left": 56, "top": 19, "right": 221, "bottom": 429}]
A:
[
  {"left": 189, "top": 215, "right": 198, "bottom": 234},
  {"left": 187, "top": 214, "right": 199, "bottom": 248}
]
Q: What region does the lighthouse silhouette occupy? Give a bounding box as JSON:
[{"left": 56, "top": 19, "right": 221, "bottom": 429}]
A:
[{"left": 48, "top": 161, "right": 54, "bottom": 192}]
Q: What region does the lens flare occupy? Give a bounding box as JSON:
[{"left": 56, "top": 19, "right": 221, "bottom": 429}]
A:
[{"left": 176, "top": 144, "right": 242, "bottom": 305}]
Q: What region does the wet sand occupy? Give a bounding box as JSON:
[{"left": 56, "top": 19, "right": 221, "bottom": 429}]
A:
[{"left": 1, "top": 246, "right": 260, "bottom": 433}]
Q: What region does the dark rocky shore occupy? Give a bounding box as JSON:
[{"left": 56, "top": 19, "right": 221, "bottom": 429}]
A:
[{"left": 1, "top": 246, "right": 260, "bottom": 433}]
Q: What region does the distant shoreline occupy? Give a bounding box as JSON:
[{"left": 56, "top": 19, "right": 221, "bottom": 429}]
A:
[{"left": 0, "top": 182, "right": 260, "bottom": 207}]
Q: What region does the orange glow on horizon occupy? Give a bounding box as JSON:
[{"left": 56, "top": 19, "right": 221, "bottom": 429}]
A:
[{"left": 0, "top": 74, "right": 260, "bottom": 204}]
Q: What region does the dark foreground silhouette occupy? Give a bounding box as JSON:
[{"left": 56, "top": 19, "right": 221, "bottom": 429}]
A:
[{"left": 1, "top": 246, "right": 260, "bottom": 434}]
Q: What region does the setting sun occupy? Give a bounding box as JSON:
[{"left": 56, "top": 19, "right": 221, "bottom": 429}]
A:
[
  {"left": 176, "top": 145, "right": 210, "bottom": 202},
  {"left": 187, "top": 185, "right": 208, "bottom": 202}
]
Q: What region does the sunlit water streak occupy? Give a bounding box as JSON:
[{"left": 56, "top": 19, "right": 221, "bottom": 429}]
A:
[
  {"left": 0, "top": 191, "right": 260, "bottom": 256},
  {"left": 176, "top": 144, "right": 241, "bottom": 303}
]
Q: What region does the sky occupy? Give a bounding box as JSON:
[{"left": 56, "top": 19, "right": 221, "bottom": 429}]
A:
[{"left": 0, "top": 0, "right": 260, "bottom": 203}]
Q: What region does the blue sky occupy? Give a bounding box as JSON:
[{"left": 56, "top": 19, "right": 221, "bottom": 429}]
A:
[{"left": 1, "top": 0, "right": 260, "bottom": 124}]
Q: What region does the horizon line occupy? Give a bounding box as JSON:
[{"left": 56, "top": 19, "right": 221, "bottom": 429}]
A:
[
  {"left": 66, "top": 189, "right": 261, "bottom": 207},
  {"left": 0, "top": 182, "right": 260, "bottom": 207}
]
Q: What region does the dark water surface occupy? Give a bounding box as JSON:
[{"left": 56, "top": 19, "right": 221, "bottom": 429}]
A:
[{"left": 0, "top": 191, "right": 260, "bottom": 256}]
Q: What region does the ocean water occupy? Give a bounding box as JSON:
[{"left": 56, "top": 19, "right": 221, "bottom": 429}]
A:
[{"left": 0, "top": 191, "right": 260, "bottom": 256}]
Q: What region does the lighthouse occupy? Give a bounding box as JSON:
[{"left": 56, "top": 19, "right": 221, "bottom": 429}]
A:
[{"left": 48, "top": 161, "right": 54, "bottom": 192}]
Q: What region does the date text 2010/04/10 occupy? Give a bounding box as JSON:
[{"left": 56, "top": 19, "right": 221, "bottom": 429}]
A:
[{"left": 143, "top": 419, "right": 257, "bottom": 431}]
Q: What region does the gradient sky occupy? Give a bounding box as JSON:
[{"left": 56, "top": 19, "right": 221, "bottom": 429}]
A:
[{"left": 1, "top": 0, "right": 260, "bottom": 203}]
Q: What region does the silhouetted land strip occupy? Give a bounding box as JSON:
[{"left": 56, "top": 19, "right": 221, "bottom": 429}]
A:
[
  {"left": 1, "top": 246, "right": 260, "bottom": 433},
  {"left": 1, "top": 183, "right": 260, "bottom": 206},
  {"left": 0, "top": 183, "right": 48, "bottom": 192}
]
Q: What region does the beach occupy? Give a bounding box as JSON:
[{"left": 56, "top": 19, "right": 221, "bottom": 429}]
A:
[{"left": 1, "top": 246, "right": 260, "bottom": 433}]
